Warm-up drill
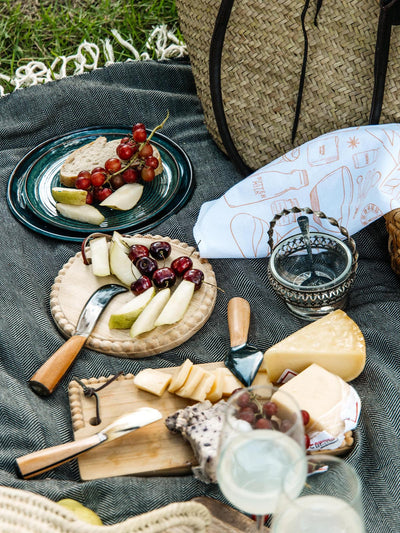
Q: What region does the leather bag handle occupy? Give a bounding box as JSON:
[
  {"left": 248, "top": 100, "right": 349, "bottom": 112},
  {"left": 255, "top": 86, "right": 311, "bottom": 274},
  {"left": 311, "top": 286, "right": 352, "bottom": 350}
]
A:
[
  {"left": 369, "top": 0, "right": 400, "bottom": 124},
  {"left": 209, "top": 0, "right": 252, "bottom": 176}
]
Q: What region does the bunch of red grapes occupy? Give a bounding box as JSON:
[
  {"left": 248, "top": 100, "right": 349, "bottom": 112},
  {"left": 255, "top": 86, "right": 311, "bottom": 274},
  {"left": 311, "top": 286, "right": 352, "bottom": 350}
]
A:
[
  {"left": 74, "top": 123, "right": 160, "bottom": 205},
  {"left": 232, "top": 389, "right": 312, "bottom": 449},
  {"left": 128, "top": 240, "right": 205, "bottom": 295}
]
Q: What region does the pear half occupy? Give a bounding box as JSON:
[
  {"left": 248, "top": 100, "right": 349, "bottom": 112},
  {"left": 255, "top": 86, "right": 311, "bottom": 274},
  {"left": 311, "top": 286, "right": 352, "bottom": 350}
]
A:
[
  {"left": 109, "top": 287, "right": 155, "bottom": 329},
  {"left": 130, "top": 288, "right": 171, "bottom": 337},
  {"left": 100, "top": 183, "right": 144, "bottom": 210},
  {"left": 56, "top": 203, "right": 105, "bottom": 225},
  {"left": 52, "top": 187, "right": 88, "bottom": 205},
  {"left": 154, "top": 280, "right": 195, "bottom": 326}
]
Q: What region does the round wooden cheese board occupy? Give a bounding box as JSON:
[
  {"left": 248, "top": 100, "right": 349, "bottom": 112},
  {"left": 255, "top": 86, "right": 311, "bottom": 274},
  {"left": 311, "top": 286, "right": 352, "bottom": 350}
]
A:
[{"left": 50, "top": 234, "right": 217, "bottom": 358}]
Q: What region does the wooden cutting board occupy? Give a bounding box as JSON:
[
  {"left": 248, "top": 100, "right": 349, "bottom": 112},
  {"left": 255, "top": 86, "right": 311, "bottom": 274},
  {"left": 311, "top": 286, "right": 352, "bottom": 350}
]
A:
[
  {"left": 68, "top": 362, "right": 353, "bottom": 481},
  {"left": 68, "top": 362, "right": 225, "bottom": 480},
  {"left": 50, "top": 234, "right": 217, "bottom": 358}
]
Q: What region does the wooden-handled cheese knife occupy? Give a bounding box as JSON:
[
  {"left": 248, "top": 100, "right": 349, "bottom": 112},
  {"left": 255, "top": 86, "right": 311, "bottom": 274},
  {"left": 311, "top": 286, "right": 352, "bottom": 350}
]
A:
[
  {"left": 15, "top": 407, "right": 162, "bottom": 479},
  {"left": 224, "top": 297, "right": 264, "bottom": 387},
  {"left": 29, "top": 283, "right": 128, "bottom": 397}
]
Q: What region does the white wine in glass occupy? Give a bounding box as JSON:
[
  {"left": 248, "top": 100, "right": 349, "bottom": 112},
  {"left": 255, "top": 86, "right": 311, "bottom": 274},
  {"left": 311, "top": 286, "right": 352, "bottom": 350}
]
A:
[
  {"left": 216, "top": 385, "right": 307, "bottom": 531},
  {"left": 271, "top": 454, "right": 365, "bottom": 533}
]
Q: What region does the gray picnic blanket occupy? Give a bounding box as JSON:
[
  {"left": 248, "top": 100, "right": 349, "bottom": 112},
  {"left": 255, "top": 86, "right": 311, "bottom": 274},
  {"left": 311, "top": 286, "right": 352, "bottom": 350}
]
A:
[{"left": 0, "top": 59, "right": 399, "bottom": 532}]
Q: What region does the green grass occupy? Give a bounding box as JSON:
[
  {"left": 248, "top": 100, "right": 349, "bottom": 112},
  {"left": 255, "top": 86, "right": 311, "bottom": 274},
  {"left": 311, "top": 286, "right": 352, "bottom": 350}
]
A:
[{"left": 0, "top": 0, "right": 182, "bottom": 94}]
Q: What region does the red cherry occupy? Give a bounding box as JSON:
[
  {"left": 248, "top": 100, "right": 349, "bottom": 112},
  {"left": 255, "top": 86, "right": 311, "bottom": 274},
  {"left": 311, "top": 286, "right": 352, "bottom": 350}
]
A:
[
  {"left": 120, "top": 136, "right": 130, "bottom": 144},
  {"left": 131, "top": 275, "right": 153, "bottom": 295},
  {"left": 152, "top": 267, "right": 176, "bottom": 288},
  {"left": 182, "top": 269, "right": 204, "bottom": 290},
  {"left": 141, "top": 167, "right": 155, "bottom": 182},
  {"left": 301, "top": 410, "right": 310, "bottom": 426},
  {"left": 105, "top": 158, "right": 122, "bottom": 174},
  {"left": 128, "top": 244, "right": 149, "bottom": 263},
  {"left": 149, "top": 241, "right": 171, "bottom": 260},
  {"left": 133, "top": 129, "right": 147, "bottom": 143},
  {"left": 122, "top": 168, "right": 139, "bottom": 183},
  {"left": 136, "top": 256, "right": 158, "bottom": 278},
  {"left": 117, "top": 143, "right": 135, "bottom": 160},
  {"left": 171, "top": 256, "right": 193, "bottom": 276},
  {"left": 91, "top": 171, "right": 106, "bottom": 187}
]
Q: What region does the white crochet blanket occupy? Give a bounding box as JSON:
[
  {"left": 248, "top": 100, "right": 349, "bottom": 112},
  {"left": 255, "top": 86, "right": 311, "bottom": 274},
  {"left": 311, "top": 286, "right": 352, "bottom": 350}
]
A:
[{"left": 0, "top": 26, "right": 187, "bottom": 97}]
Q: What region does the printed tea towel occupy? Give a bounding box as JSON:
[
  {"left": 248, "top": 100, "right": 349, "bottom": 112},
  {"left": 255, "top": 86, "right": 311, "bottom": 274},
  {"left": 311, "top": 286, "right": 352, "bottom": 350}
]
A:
[{"left": 193, "top": 125, "right": 400, "bottom": 258}]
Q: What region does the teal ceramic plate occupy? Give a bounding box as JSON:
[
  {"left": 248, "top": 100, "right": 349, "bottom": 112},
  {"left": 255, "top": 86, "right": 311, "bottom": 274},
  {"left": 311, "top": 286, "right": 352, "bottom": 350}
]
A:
[{"left": 7, "top": 127, "right": 194, "bottom": 242}]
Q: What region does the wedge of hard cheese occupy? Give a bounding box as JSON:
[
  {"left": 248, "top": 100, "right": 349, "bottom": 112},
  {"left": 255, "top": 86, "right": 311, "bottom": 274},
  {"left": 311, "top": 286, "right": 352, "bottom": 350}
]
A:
[
  {"left": 272, "top": 364, "right": 360, "bottom": 451},
  {"left": 262, "top": 310, "right": 366, "bottom": 382}
]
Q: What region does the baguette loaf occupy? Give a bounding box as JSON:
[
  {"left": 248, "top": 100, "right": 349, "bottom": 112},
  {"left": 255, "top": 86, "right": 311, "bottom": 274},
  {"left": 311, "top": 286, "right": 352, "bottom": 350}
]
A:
[{"left": 60, "top": 136, "right": 163, "bottom": 187}]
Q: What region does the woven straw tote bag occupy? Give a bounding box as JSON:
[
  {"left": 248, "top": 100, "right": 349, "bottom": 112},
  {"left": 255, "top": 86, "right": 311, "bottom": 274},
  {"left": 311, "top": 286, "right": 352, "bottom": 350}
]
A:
[
  {"left": 176, "top": 0, "right": 400, "bottom": 175},
  {"left": 0, "top": 486, "right": 211, "bottom": 533}
]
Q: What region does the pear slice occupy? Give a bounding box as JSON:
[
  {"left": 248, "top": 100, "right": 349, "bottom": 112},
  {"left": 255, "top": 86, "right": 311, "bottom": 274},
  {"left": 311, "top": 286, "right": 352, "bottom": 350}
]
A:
[
  {"left": 130, "top": 288, "right": 171, "bottom": 337},
  {"left": 52, "top": 187, "right": 87, "bottom": 205},
  {"left": 154, "top": 280, "right": 195, "bottom": 327},
  {"left": 100, "top": 183, "right": 144, "bottom": 210},
  {"left": 109, "top": 287, "right": 155, "bottom": 329},
  {"left": 89, "top": 236, "right": 110, "bottom": 277},
  {"left": 55, "top": 203, "right": 105, "bottom": 225},
  {"left": 109, "top": 239, "right": 140, "bottom": 286}
]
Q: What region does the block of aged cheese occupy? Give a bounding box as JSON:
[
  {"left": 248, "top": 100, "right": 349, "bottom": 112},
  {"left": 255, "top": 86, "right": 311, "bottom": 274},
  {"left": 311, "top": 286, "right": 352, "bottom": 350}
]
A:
[
  {"left": 191, "top": 371, "right": 216, "bottom": 402},
  {"left": 272, "top": 364, "right": 361, "bottom": 447},
  {"left": 133, "top": 368, "right": 172, "bottom": 396},
  {"left": 168, "top": 359, "right": 193, "bottom": 393},
  {"left": 262, "top": 310, "right": 366, "bottom": 382}
]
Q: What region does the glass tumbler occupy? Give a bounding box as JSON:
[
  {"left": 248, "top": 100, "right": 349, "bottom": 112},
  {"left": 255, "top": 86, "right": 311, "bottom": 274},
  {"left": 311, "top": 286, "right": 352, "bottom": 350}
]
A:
[{"left": 271, "top": 454, "right": 365, "bottom": 533}]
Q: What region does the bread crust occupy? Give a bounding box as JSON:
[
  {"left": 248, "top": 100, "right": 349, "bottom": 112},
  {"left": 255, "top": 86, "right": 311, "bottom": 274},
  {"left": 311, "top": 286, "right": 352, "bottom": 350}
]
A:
[{"left": 60, "top": 137, "right": 163, "bottom": 187}]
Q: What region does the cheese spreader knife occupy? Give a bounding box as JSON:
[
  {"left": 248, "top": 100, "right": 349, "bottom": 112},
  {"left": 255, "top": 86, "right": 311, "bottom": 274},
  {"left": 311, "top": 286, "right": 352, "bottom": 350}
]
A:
[
  {"left": 29, "top": 283, "right": 128, "bottom": 397},
  {"left": 16, "top": 407, "right": 162, "bottom": 479},
  {"left": 224, "top": 297, "right": 264, "bottom": 387}
]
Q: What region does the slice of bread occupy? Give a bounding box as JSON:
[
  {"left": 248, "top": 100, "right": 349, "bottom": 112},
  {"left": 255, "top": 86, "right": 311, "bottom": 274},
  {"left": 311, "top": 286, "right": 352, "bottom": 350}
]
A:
[{"left": 60, "top": 136, "right": 163, "bottom": 187}]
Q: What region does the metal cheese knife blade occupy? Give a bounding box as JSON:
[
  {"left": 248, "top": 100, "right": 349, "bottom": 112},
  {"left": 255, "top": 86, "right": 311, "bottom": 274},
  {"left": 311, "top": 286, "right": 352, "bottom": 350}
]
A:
[
  {"left": 15, "top": 407, "right": 162, "bottom": 479},
  {"left": 224, "top": 297, "right": 264, "bottom": 387},
  {"left": 29, "top": 283, "right": 128, "bottom": 397}
]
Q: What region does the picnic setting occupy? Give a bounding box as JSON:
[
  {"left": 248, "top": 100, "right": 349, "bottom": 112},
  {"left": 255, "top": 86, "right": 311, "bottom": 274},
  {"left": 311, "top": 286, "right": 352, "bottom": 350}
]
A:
[{"left": 1, "top": 0, "right": 400, "bottom": 532}]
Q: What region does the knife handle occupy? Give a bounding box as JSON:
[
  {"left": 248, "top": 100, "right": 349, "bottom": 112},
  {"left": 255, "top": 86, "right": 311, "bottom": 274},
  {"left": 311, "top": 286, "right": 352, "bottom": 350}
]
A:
[
  {"left": 15, "top": 433, "right": 103, "bottom": 479},
  {"left": 228, "top": 297, "right": 251, "bottom": 347},
  {"left": 29, "top": 335, "right": 87, "bottom": 397}
]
